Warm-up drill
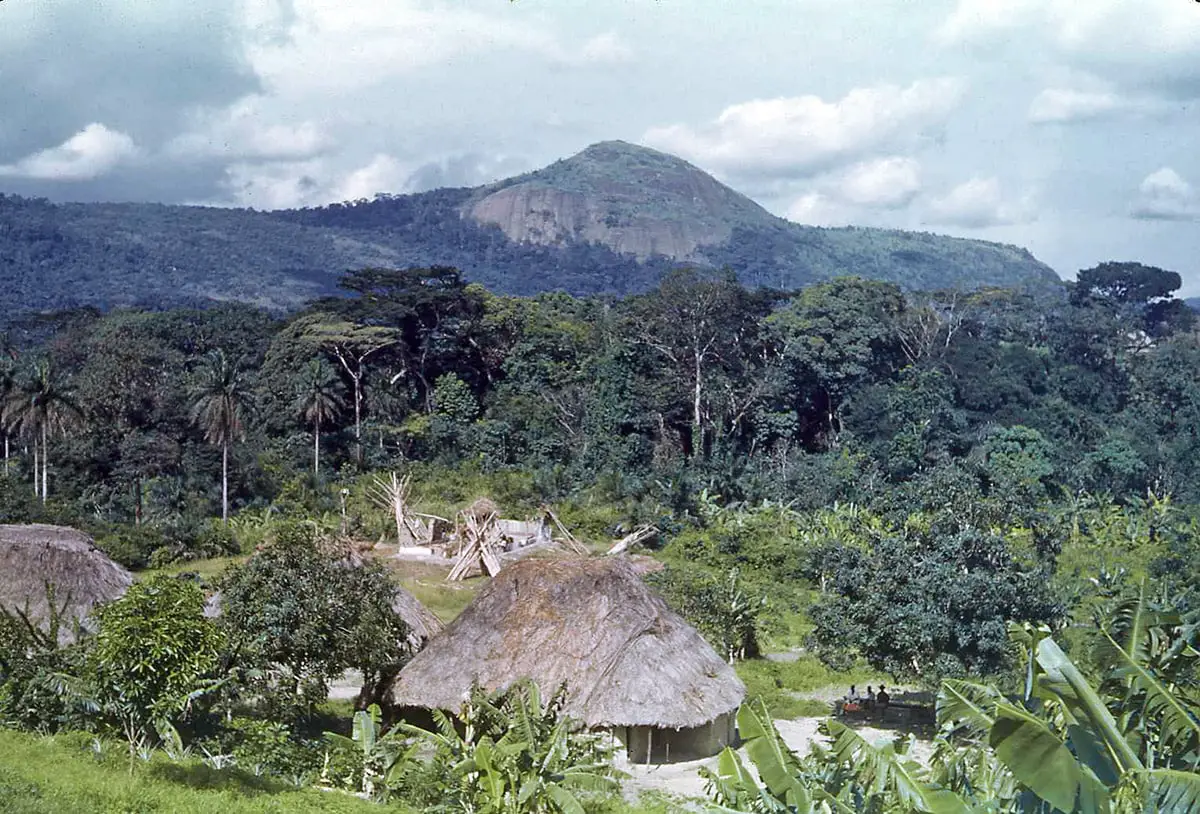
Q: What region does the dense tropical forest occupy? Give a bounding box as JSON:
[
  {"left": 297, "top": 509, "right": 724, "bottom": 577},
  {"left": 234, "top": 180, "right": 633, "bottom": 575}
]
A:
[{"left": 2, "top": 260, "right": 1199, "bottom": 812}]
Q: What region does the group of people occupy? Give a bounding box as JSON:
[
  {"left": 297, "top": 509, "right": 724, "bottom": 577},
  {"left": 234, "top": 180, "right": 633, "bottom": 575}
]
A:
[{"left": 840, "top": 684, "right": 890, "bottom": 719}]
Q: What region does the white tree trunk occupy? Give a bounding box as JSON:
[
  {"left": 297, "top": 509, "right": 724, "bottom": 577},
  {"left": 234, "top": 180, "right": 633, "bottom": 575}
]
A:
[
  {"left": 693, "top": 351, "right": 703, "bottom": 456},
  {"left": 313, "top": 418, "right": 320, "bottom": 476},
  {"left": 32, "top": 437, "right": 39, "bottom": 498},
  {"left": 41, "top": 422, "right": 47, "bottom": 502}
]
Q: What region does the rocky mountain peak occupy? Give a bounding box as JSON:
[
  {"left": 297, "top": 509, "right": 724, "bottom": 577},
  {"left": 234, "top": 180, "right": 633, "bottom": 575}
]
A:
[{"left": 462, "top": 141, "right": 777, "bottom": 260}]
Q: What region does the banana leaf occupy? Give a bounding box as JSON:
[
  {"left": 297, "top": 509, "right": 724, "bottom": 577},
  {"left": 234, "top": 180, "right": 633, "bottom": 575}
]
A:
[
  {"left": 1133, "top": 768, "right": 1200, "bottom": 814},
  {"left": 989, "top": 702, "right": 1110, "bottom": 814},
  {"left": 737, "top": 700, "right": 812, "bottom": 810}
]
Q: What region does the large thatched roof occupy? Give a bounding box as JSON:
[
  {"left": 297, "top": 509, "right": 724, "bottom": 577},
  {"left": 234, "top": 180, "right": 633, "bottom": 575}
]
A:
[
  {"left": 390, "top": 557, "right": 745, "bottom": 730},
  {"left": 0, "top": 524, "right": 132, "bottom": 642}
]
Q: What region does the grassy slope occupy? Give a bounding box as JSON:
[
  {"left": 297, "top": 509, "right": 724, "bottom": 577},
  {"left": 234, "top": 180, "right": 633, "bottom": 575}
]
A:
[
  {"left": 0, "top": 730, "right": 395, "bottom": 814},
  {"left": 0, "top": 729, "right": 677, "bottom": 814}
]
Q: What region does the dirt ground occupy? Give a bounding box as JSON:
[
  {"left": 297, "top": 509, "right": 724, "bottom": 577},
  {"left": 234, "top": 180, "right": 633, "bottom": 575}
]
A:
[{"left": 616, "top": 715, "right": 936, "bottom": 806}]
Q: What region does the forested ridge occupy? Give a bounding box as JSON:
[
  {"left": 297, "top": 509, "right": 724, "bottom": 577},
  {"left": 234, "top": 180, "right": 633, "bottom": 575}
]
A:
[{"left": 0, "top": 142, "right": 1060, "bottom": 322}]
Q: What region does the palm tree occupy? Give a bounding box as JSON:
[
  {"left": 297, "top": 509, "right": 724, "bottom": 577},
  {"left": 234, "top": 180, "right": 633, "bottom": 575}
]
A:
[
  {"left": 0, "top": 360, "right": 15, "bottom": 478},
  {"left": 2, "top": 360, "right": 82, "bottom": 502},
  {"left": 189, "top": 350, "right": 250, "bottom": 524},
  {"left": 294, "top": 359, "right": 344, "bottom": 477}
]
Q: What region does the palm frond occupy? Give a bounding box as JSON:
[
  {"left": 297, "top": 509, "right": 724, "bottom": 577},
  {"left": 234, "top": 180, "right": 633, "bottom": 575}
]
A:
[
  {"left": 937, "top": 680, "right": 1000, "bottom": 738},
  {"left": 823, "top": 719, "right": 968, "bottom": 814}
]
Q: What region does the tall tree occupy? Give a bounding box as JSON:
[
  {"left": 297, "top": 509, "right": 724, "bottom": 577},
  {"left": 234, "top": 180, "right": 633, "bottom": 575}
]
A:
[
  {"left": 623, "top": 268, "right": 773, "bottom": 458},
  {"left": 189, "top": 349, "right": 250, "bottom": 524},
  {"left": 768, "top": 277, "right": 905, "bottom": 448},
  {"left": 0, "top": 360, "right": 14, "bottom": 478},
  {"left": 294, "top": 358, "right": 344, "bottom": 477},
  {"left": 2, "top": 360, "right": 81, "bottom": 502},
  {"left": 299, "top": 316, "right": 400, "bottom": 467}
]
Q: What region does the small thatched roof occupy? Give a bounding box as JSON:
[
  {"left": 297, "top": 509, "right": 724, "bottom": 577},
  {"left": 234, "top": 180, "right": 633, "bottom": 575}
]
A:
[
  {"left": 390, "top": 557, "right": 745, "bottom": 730},
  {"left": 392, "top": 585, "right": 445, "bottom": 648},
  {"left": 0, "top": 524, "right": 132, "bottom": 642}
]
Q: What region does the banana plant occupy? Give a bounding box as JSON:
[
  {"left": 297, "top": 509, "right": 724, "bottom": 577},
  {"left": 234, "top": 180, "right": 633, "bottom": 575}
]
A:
[
  {"left": 703, "top": 700, "right": 969, "bottom": 813},
  {"left": 391, "top": 680, "right": 620, "bottom": 813},
  {"left": 323, "top": 703, "right": 414, "bottom": 798},
  {"left": 937, "top": 625, "right": 1200, "bottom": 813}
]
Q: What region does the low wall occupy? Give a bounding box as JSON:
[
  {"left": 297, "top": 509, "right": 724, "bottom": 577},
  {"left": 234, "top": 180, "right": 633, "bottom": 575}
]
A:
[{"left": 615, "top": 711, "right": 737, "bottom": 764}]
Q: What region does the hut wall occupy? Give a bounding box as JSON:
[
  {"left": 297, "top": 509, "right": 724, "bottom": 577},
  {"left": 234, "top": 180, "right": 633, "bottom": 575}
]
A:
[{"left": 616, "top": 711, "right": 737, "bottom": 763}]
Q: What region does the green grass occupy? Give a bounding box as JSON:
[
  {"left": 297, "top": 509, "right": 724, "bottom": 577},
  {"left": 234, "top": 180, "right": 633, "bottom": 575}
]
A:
[
  {"left": 736, "top": 655, "right": 885, "bottom": 720},
  {"left": 138, "top": 555, "right": 244, "bottom": 582},
  {"left": 0, "top": 729, "right": 681, "bottom": 814},
  {"left": 0, "top": 729, "right": 397, "bottom": 814}
]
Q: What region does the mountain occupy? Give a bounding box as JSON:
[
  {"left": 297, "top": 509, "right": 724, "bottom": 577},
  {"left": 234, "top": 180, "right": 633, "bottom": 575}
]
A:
[
  {"left": 0, "top": 141, "right": 1061, "bottom": 321},
  {"left": 461, "top": 141, "right": 775, "bottom": 259}
]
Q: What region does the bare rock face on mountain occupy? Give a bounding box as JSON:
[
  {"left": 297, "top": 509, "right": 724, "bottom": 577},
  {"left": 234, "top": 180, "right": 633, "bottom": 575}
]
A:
[{"left": 462, "top": 141, "right": 776, "bottom": 260}]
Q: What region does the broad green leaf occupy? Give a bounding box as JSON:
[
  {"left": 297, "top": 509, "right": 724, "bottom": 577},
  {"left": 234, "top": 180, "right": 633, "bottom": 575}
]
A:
[
  {"left": 546, "top": 783, "right": 586, "bottom": 814},
  {"left": 937, "top": 680, "right": 999, "bottom": 736},
  {"left": 824, "top": 719, "right": 969, "bottom": 814},
  {"left": 989, "top": 702, "right": 1108, "bottom": 813},
  {"left": 737, "top": 700, "right": 811, "bottom": 809},
  {"left": 1037, "top": 637, "right": 1143, "bottom": 774}
]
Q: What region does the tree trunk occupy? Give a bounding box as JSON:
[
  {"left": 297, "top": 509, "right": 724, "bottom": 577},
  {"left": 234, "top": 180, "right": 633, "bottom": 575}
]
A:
[
  {"left": 40, "top": 422, "right": 47, "bottom": 503},
  {"left": 353, "top": 376, "right": 363, "bottom": 467},
  {"left": 3, "top": 434, "right": 8, "bottom": 477},
  {"left": 693, "top": 351, "right": 703, "bottom": 458},
  {"left": 221, "top": 441, "right": 229, "bottom": 524},
  {"left": 32, "top": 436, "right": 39, "bottom": 498},
  {"left": 313, "top": 417, "right": 320, "bottom": 477},
  {"left": 134, "top": 477, "right": 142, "bottom": 526}
]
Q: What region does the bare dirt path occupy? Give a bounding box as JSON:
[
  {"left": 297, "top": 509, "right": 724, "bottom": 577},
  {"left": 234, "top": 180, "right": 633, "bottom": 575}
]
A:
[{"left": 618, "top": 714, "right": 935, "bottom": 806}]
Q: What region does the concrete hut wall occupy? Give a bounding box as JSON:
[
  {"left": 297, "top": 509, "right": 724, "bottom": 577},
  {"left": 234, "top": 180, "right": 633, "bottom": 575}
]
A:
[{"left": 614, "top": 711, "right": 737, "bottom": 764}]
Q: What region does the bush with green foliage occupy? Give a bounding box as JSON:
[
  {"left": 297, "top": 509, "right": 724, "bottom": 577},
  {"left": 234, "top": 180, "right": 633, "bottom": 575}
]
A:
[
  {"left": 0, "top": 593, "right": 94, "bottom": 733},
  {"left": 218, "top": 522, "right": 413, "bottom": 718},
  {"left": 88, "top": 575, "right": 224, "bottom": 757}
]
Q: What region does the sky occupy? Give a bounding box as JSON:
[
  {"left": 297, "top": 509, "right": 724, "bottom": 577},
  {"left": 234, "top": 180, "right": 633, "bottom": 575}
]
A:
[{"left": 1, "top": 0, "right": 1198, "bottom": 292}]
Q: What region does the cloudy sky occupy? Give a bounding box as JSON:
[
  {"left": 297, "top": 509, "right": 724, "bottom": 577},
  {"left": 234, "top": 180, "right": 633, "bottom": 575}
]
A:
[{"left": 2, "top": 0, "right": 1198, "bottom": 291}]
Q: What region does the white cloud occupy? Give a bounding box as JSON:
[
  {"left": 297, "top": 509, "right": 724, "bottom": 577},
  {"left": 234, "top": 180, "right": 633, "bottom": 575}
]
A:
[
  {"left": 167, "top": 97, "right": 331, "bottom": 161},
  {"left": 1131, "top": 167, "right": 1200, "bottom": 221},
  {"left": 780, "top": 157, "right": 921, "bottom": 226},
  {"left": 835, "top": 156, "right": 922, "bottom": 207},
  {"left": 1028, "top": 88, "right": 1125, "bottom": 124},
  {"left": 936, "top": 0, "right": 1200, "bottom": 50},
  {"left": 643, "top": 78, "right": 966, "bottom": 178},
  {"left": 0, "top": 123, "right": 137, "bottom": 181},
  {"left": 785, "top": 192, "right": 854, "bottom": 227},
  {"left": 577, "top": 32, "right": 635, "bottom": 65},
  {"left": 241, "top": 0, "right": 595, "bottom": 98},
  {"left": 215, "top": 151, "right": 416, "bottom": 210},
  {"left": 937, "top": 0, "right": 1200, "bottom": 95},
  {"left": 935, "top": 0, "right": 1042, "bottom": 45},
  {"left": 335, "top": 154, "right": 411, "bottom": 202},
  {"left": 926, "top": 177, "right": 1035, "bottom": 228}
]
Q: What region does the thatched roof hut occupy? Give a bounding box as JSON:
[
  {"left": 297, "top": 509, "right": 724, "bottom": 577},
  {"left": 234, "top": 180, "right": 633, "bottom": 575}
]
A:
[
  {"left": 0, "top": 524, "right": 132, "bottom": 642},
  {"left": 390, "top": 557, "right": 745, "bottom": 761},
  {"left": 390, "top": 586, "right": 445, "bottom": 649}
]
